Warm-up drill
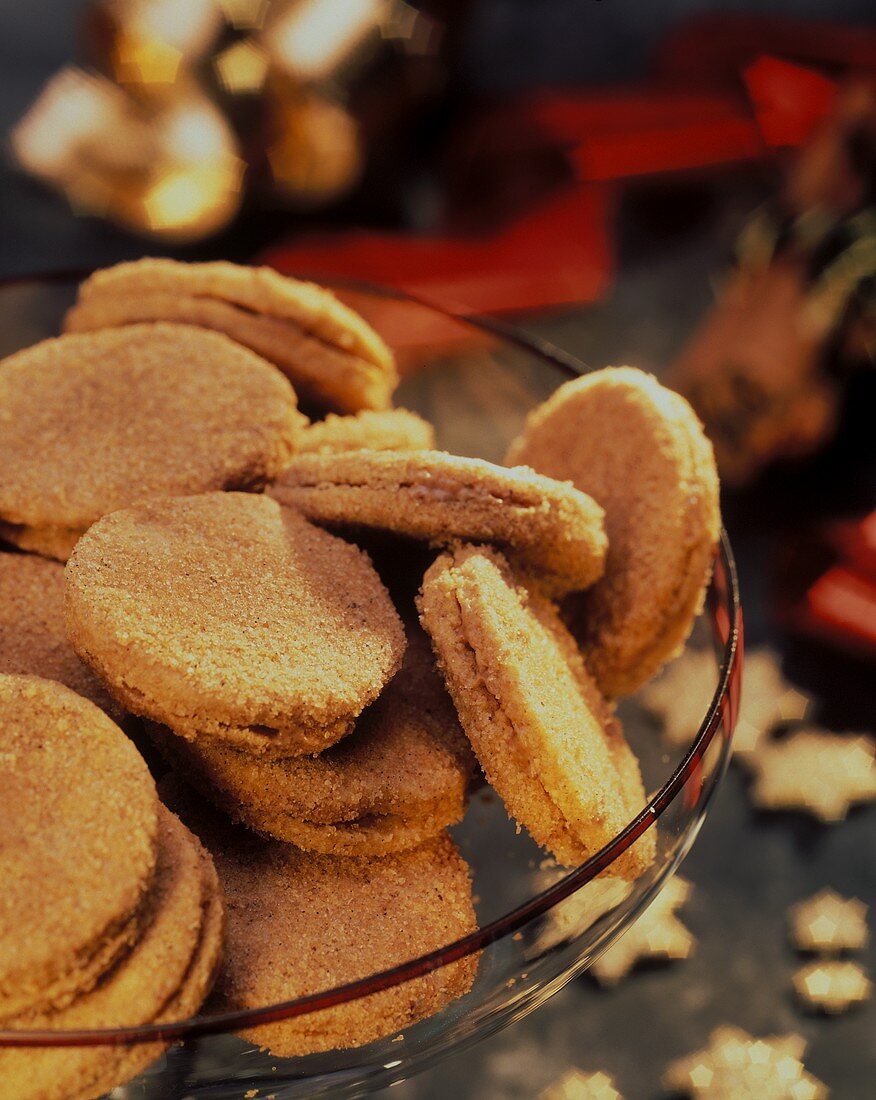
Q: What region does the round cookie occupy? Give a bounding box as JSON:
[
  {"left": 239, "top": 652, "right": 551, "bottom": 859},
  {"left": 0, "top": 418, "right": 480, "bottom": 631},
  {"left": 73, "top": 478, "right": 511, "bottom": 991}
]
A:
[
  {"left": 65, "top": 259, "right": 398, "bottom": 413},
  {"left": 0, "top": 323, "right": 304, "bottom": 561},
  {"left": 0, "top": 552, "right": 120, "bottom": 720},
  {"left": 298, "top": 409, "right": 435, "bottom": 455},
  {"left": 148, "top": 625, "right": 476, "bottom": 856},
  {"left": 506, "top": 367, "right": 720, "bottom": 696},
  {"left": 270, "top": 450, "right": 608, "bottom": 594},
  {"left": 160, "top": 781, "right": 478, "bottom": 1058},
  {"left": 0, "top": 675, "right": 159, "bottom": 1023},
  {"left": 417, "top": 546, "right": 653, "bottom": 875},
  {"left": 0, "top": 807, "right": 224, "bottom": 1100},
  {"left": 66, "top": 492, "right": 406, "bottom": 756}
]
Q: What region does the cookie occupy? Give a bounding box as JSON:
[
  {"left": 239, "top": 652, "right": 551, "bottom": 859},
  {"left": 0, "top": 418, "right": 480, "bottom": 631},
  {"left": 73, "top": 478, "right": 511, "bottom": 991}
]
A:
[
  {"left": 417, "top": 546, "right": 653, "bottom": 874},
  {"left": 66, "top": 492, "right": 406, "bottom": 756},
  {"left": 0, "top": 675, "right": 159, "bottom": 1023},
  {"left": 65, "top": 259, "right": 397, "bottom": 413},
  {"left": 0, "top": 806, "right": 224, "bottom": 1100},
  {"left": 270, "top": 450, "right": 608, "bottom": 594},
  {"left": 148, "top": 625, "right": 476, "bottom": 856},
  {"left": 0, "top": 552, "right": 121, "bottom": 720},
  {"left": 0, "top": 323, "right": 303, "bottom": 561},
  {"left": 162, "top": 781, "right": 477, "bottom": 1057},
  {"left": 507, "top": 367, "right": 720, "bottom": 696},
  {"left": 298, "top": 409, "right": 435, "bottom": 455}
]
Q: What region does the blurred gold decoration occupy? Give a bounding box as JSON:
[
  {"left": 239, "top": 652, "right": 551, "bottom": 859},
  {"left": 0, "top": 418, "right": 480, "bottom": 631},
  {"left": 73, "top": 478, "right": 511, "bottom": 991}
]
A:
[
  {"left": 663, "top": 1027, "right": 828, "bottom": 1100},
  {"left": 793, "top": 960, "right": 872, "bottom": 1014},
  {"left": 641, "top": 647, "right": 811, "bottom": 759},
  {"left": 789, "top": 889, "right": 869, "bottom": 954},
  {"left": 217, "top": 0, "right": 271, "bottom": 29},
  {"left": 266, "top": 90, "right": 362, "bottom": 204},
  {"left": 214, "top": 38, "right": 270, "bottom": 95},
  {"left": 590, "top": 876, "right": 693, "bottom": 986},
  {"left": 266, "top": 0, "right": 387, "bottom": 81},
  {"left": 539, "top": 1068, "right": 624, "bottom": 1100},
  {"left": 750, "top": 729, "right": 876, "bottom": 822}
]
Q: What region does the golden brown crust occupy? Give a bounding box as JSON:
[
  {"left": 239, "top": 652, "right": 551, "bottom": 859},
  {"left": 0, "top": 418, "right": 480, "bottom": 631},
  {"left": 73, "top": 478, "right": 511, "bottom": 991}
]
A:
[
  {"left": 417, "top": 546, "right": 652, "bottom": 876},
  {"left": 73, "top": 258, "right": 394, "bottom": 371},
  {"left": 0, "top": 553, "right": 121, "bottom": 719},
  {"left": 65, "top": 493, "right": 406, "bottom": 755},
  {"left": 0, "top": 675, "right": 159, "bottom": 1023},
  {"left": 0, "top": 807, "right": 223, "bottom": 1100},
  {"left": 0, "top": 523, "right": 83, "bottom": 563},
  {"left": 507, "top": 367, "right": 720, "bottom": 696},
  {"left": 271, "top": 450, "right": 608, "bottom": 594},
  {"left": 147, "top": 626, "right": 475, "bottom": 855},
  {"left": 0, "top": 324, "right": 304, "bottom": 536},
  {"left": 66, "top": 294, "right": 395, "bottom": 414},
  {"left": 164, "top": 789, "right": 478, "bottom": 1057},
  {"left": 298, "top": 409, "right": 436, "bottom": 454}
]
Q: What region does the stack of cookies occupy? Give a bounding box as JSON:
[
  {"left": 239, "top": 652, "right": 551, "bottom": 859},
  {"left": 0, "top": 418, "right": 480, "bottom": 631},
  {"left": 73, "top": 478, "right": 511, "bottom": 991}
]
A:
[
  {"left": 0, "top": 675, "right": 223, "bottom": 1100},
  {"left": 0, "top": 257, "right": 720, "bottom": 1083}
]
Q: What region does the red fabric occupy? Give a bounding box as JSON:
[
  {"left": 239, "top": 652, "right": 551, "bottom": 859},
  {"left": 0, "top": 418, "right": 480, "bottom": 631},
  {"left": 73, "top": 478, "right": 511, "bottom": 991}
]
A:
[{"left": 743, "top": 56, "right": 837, "bottom": 147}]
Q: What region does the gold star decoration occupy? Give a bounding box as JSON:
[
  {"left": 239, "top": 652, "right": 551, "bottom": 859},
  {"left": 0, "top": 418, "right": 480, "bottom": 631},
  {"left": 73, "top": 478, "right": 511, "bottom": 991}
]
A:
[
  {"left": 789, "top": 889, "right": 869, "bottom": 953},
  {"left": 640, "top": 647, "right": 811, "bottom": 757},
  {"left": 539, "top": 1068, "right": 624, "bottom": 1100},
  {"left": 533, "top": 868, "right": 633, "bottom": 952},
  {"left": 749, "top": 729, "right": 876, "bottom": 821},
  {"left": 589, "top": 876, "right": 693, "bottom": 986},
  {"left": 793, "top": 960, "right": 872, "bottom": 1014},
  {"left": 663, "top": 1026, "right": 828, "bottom": 1099}
]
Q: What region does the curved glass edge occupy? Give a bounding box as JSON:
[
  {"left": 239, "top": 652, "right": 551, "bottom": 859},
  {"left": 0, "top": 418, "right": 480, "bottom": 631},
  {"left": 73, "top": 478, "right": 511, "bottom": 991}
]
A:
[{"left": 0, "top": 275, "right": 742, "bottom": 1049}]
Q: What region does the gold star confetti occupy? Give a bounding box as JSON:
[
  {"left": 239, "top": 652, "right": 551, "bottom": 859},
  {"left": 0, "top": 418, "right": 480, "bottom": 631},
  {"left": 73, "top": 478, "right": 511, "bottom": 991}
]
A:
[
  {"left": 793, "top": 960, "right": 872, "bottom": 1014},
  {"left": 663, "top": 1026, "right": 828, "bottom": 1099},
  {"left": 540, "top": 1068, "right": 624, "bottom": 1100},
  {"left": 640, "top": 647, "right": 811, "bottom": 757},
  {"left": 789, "top": 889, "right": 869, "bottom": 953},
  {"left": 589, "top": 876, "right": 693, "bottom": 986},
  {"left": 750, "top": 729, "right": 876, "bottom": 821}
]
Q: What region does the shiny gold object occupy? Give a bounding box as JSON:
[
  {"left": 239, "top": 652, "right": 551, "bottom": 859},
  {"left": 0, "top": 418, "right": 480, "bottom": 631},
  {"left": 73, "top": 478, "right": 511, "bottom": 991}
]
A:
[
  {"left": 214, "top": 39, "right": 270, "bottom": 95},
  {"left": 590, "top": 876, "right": 693, "bottom": 986},
  {"left": 216, "top": 0, "right": 271, "bottom": 29},
  {"left": 641, "top": 647, "right": 811, "bottom": 757},
  {"left": 789, "top": 889, "right": 869, "bottom": 953},
  {"left": 750, "top": 729, "right": 876, "bottom": 821},
  {"left": 540, "top": 1068, "right": 624, "bottom": 1100},
  {"left": 793, "top": 960, "right": 872, "bottom": 1014},
  {"left": 267, "top": 93, "right": 362, "bottom": 205},
  {"left": 663, "top": 1026, "right": 828, "bottom": 1099}
]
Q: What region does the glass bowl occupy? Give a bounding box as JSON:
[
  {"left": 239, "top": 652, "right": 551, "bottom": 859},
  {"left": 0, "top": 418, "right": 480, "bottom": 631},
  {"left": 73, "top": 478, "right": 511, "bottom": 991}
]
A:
[{"left": 0, "top": 274, "right": 742, "bottom": 1099}]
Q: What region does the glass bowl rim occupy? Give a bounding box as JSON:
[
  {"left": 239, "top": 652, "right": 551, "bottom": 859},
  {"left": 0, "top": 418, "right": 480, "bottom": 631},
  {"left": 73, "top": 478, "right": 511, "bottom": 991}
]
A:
[{"left": 0, "top": 271, "right": 742, "bottom": 1048}]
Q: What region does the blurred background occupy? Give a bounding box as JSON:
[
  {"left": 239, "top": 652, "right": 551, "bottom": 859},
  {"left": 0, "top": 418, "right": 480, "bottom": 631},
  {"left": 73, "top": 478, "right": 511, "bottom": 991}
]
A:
[{"left": 1, "top": 2, "right": 875, "bottom": 1098}]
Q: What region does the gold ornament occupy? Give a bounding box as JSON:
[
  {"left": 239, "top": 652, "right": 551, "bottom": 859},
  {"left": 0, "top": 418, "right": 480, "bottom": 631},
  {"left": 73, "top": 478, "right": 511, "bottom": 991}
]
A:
[
  {"left": 663, "top": 1026, "right": 828, "bottom": 1099},
  {"left": 789, "top": 889, "right": 869, "bottom": 953},
  {"left": 589, "top": 876, "right": 693, "bottom": 986},
  {"left": 641, "top": 647, "right": 811, "bottom": 756},
  {"left": 214, "top": 39, "right": 270, "bottom": 96},
  {"left": 750, "top": 729, "right": 876, "bottom": 821},
  {"left": 540, "top": 1068, "right": 624, "bottom": 1100},
  {"left": 793, "top": 960, "right": 872, "bottom": 1014}
]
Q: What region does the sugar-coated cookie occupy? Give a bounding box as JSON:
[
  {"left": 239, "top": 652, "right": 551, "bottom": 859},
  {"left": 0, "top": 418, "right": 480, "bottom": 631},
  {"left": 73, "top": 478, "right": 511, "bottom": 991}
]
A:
[
  {"left": 0, "top": 323, "right": 303, "bottom": 561},
  {"left": 271, "top": 449, "right": 607, "bottom": 594},
  {"left": 66, "top": 493, "right": 405, "bottom": 756},
  {"left": 507, "top": 367, "right": 720, "bottom": 695},
  {"left": 298, "top": 409, "right": 435, "bottom": 454}
]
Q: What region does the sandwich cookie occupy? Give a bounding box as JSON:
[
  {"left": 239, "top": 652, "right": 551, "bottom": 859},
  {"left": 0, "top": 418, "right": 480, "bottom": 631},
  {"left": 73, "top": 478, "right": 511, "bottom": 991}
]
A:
[
  {"left": 0, "top": 675, "right": 159, "bottom": 1023},
  {"left": 161, "top": 781, "right": 477, "bottom": 1058},
  {"left": 507, "top": 367, "right": 720, "bottom": 696},
  {"left": 0, "top": 806, "right": 224, "bottom": 1100},
  {"left": 271, "top": 450, "right": 608, "bottom": 595},
  {"left": 148, "top": 625, "right": 476, "bottom": 856},
  {"left": 298, "top": 409, "right": 435, "bottom": 455},
  {"left": 0, "top": 552, "right": 120, "bottom": 720},
  {"left": 66, "top": 493, "right": 405, "bottom": 756},
  {"left": 0, "top": 323, "right": 303, "bottom": 561},
  {"left": 417, "top": 546, "right": 653, "bottom": 875},
  {"left": 65, "top": 258, "right": 397, "bottom": 413}
]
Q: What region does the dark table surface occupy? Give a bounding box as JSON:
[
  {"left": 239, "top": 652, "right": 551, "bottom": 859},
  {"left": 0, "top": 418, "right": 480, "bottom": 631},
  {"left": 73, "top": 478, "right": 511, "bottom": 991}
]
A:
[{"left": 1, "top": 5, "right": 874, "bottom": 1098}]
